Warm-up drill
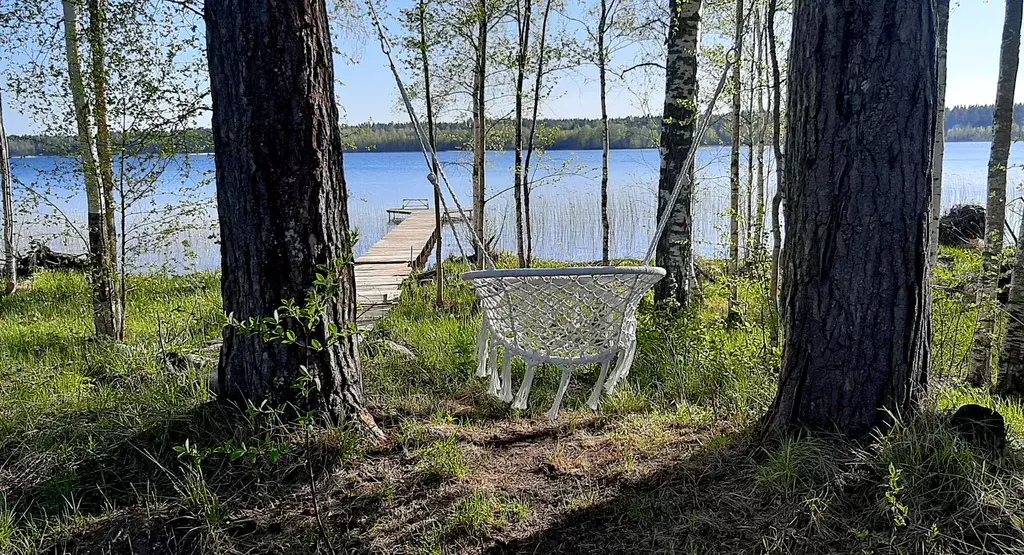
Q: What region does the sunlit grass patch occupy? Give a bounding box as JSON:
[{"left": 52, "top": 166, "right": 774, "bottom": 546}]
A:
[
  {"left": 448, "top": 490, "right": 529, "bottom": 535},
  {"left": 416, "top": 434, "right": 470, "bottom": 480}
]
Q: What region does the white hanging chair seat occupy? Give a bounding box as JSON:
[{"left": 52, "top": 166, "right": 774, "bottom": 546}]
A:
[{"left": 463, "top": 266, "right": 665, "bottom": 419}]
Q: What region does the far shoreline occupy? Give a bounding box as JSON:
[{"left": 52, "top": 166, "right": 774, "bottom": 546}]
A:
[{"left": 8, "top": 140, "right": 1003, "bottom": 160}]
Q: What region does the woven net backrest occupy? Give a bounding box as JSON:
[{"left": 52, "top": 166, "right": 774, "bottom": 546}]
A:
[{"left": 465, "top": 268, "right": 665, "bottom": 366}]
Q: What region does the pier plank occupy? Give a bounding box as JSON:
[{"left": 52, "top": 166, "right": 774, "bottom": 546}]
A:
[{"left": 354, "top": 211, "right": 439, "bottom": 328}]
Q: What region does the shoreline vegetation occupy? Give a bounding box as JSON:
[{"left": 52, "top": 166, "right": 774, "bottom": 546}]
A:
[
  {"left": 3, "top": 250, "right": 1024, "bottom": 553},
  {"left": 8, "top": 104, "right": 1023, "bottom": 157}
]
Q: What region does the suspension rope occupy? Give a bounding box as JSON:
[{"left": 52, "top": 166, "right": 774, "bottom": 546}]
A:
[{"left": 366, "top": 0, "right": 495, "bottom": 270}]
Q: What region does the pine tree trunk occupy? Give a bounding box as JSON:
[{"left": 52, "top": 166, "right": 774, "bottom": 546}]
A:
[
  {"left": 87, "top": 0, "right": 124, "bottom": 339},
  {"left": 928, "top": 0, "right": 950, "bottom": 269},
  {"left": 969, "top": 0, "right": 1022, "bottom": 388},
  {"left": 205, "top": 0, "right": 368, "bottom": 423},
  {"left": 0, "top": 87, "right": 14, "bottom": 293},
  {"left": 728, "top": 0, "right": 744, "bottom": 317},
  {"left": 765, "top": 0, "right": 936, "bottom": 438},
  {"left": 62, "top": 0, "right": 119, "bottom": 340},
  {"left": 598, "top": 0, "right": 611, "bottom": 267},
  {"left": 472, "top": 4, "right": 488, "bottom": 266},
  {"left": 654, "top": 0, "right": 702, "bottom": 308}
]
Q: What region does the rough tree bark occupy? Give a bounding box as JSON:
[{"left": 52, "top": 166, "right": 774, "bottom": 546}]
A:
[
  {"left": 598, "top": 0, "right": 611, "bottom": 266},
  {"left": 0, "top": 87, "right": 14, "bottom": 294},
  {"left": 62, "top": 0, "right": 120, "bottom": 340},
  {"left": 928, "top": 0, "right": 950, "bottom": 270},
  {"left": 654, "top": 0, "right": 702, "bottom": 308},
  {"left": 969, "top": 0, "right": 1022, "bottom": 388},
  {"left": 205, "top": 0, "right": 370, "bottom": 423},
  {"left": 765, "top": 0, "right": 936, "bottom": 438},
  {"left": 87, "top": 0, "right": 124, "bottom": 339},
  {"left": 727, "top": 0, "right": 744, "bottom": 318}
]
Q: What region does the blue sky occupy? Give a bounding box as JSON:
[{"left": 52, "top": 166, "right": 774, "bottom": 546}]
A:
[{"left": 1, "top": 0, "right": 1018, "bottom": 135}]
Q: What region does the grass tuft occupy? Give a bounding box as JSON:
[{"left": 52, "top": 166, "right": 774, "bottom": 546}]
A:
[{"left": 416, "top": 434, "right": 470, "bottom": 480}]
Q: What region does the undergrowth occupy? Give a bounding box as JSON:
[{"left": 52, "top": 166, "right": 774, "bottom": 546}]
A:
[{"left": 0, "top": 247, "right": 1022, "bottom": 553}]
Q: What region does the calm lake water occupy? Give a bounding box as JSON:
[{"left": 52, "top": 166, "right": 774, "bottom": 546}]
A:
[{"left": 11, "top": 142, "right": 1024, "bottom": 272}]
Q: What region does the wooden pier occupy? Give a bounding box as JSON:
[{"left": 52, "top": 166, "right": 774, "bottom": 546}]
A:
[{"left": 354, "top": 210, "right": 440, "bottom": 328}]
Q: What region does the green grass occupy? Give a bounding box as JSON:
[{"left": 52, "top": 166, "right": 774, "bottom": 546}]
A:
[
  {"left": 416, "top": 434, "right": 470, "bottom": 480},
  {"left": 2, "top": 248, "right": 1024, "bottom": 553},
  {"left": 448, "top": 490, "right": 529, "bottom": 535}
]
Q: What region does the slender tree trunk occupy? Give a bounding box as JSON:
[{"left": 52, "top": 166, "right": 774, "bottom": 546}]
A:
[
  {"left": 969, "top": 0, "right": 1023, "bottom": 388},
  {"left": 767, "top": 0, "right": 784, "bottom": 341},
  {"left": 654, "top": 0, "right": 702, "bottom": 308},
  {"left": 598, "top": 0, "right": 611, "bottom": 266},
  {"left": 513, "top": 0, "right": 532, "bottom": 268},
  {"left": 728, "top": 0, "right": 744, "bottom": 317},
  {"left": 754, "top": 6, "right": 766, "bottom": 251},
  {"left": 205, "top": 0, "right": 369, "bottom": 423},
  {"left": 62, "top": 0, "right": 119, "bottom": 340},
  {"left": 745, "top": 31, "right": 755, "bottom": 257},
  {"left": 0, "top": 87, "right": 14, "bottom": 294},
  {"left": 417, "top": 0, "right": 443, "bottom": 307},
  {"left": 472, "top": 2, "right": 488, "bottom": 266},
  {"left": 522, "top": 0, "right": 553, "bottom": 268},
  {"left": 87, "top": 0, "right": 124, "bottom": 339},
  {"left": 928, "top": 0, "right": 950, "bottom": 269},
  {"left": 765, "top": 0, "right": 936, "bottom": 438}
]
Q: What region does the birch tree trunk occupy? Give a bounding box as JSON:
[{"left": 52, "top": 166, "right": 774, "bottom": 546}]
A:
[
  {"left": 62, "top": 0, "right": 120, "bottom": 340},
  {"left": 754, "top": 5, "right": 766, "bottom": 251},
  {"left": 0, "top": 87, "right": 14, "bottom": 294},
  {"left": 727, "top": 0, "right": 744, "bottom": 318},
  {"left": 205, "top": 0, "right": 370, "bottom": 423},
  {"left": 765, "top": 0, "right": 936, "bottom": 438},
  {"left": 654, "top": 0, "right": 702, "bottom": 308},
  {"left": 472, "top": 3, "right": 488, "bottom": 266},
  {"left": 997, "top": 213, "right": 1024, "bottom": 395},
  {"left": 87, "top": 0, "right": 124, "bottom": 339},
  {"left": 745, "top": 33, "right": 755, "bottom": 256},
  {"left": 928, "top": 0, "right": 950, "bottom": 269},
  {"left": 767, "top": 0, "right": 784, "bottom": 341},
  {"left": 417, "top": 0, "right": 443, "bottom": 306},
  {"left": 598, "top": 0, "right": 611, "bottom": 266},
  {"left": 522, "top": 0, "right": 553, "bottom": 267},
  {"left": 513, "top": 0, "right": 532, "bottom": 268},
  {"left": 969, "top": 0, "right": 1023, "bottom": 388}
]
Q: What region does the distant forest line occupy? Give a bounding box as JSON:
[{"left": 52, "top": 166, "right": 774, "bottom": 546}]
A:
[{"left": 8, "top": 105, "right": 1023, "bottom": 157}]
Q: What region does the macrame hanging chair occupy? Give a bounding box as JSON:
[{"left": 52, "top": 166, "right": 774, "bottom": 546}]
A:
[
  {"left": 466, "top": 266, "right": 664, "bottom": 418},
  {"left": 367, "top": 2, "right": 734, "bottom": 418}
]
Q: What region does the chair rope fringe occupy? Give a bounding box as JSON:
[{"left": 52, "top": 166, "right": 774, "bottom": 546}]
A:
[
  {"left": 466, "top": 267, "right": 664, "bottom": 419},
  {"left": 473, "top": 323, "right": 643, "bottom": 419}
]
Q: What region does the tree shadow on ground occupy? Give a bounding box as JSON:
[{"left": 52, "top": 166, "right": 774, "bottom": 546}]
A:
[
  {"left": 484, "top": 422, "right": 1024, "bottom": 555},
  {"left": 487, "top": 428, "right": 788, "bottom": 554},
  {"left": 3, "top": 399, "right": 399, "bottom": 554}
]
